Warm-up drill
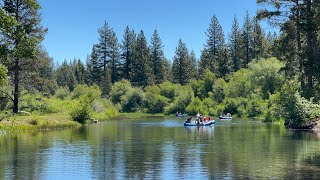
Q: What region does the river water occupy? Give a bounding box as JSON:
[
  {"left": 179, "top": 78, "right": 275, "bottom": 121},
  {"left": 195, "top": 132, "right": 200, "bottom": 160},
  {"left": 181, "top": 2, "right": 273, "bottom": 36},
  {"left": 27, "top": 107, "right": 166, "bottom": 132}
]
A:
[{"left": 0, "top": 117, "right": 320, "bottom": 179}]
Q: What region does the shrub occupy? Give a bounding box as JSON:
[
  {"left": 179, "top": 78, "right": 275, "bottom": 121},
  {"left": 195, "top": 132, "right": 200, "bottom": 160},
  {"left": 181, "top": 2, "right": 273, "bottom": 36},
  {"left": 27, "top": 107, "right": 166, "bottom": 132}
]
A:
[
  {"left": 144, "top": 85, "right": 169, "bottom": 113},
  {"left": 71, "top": 84, "right": 101, "bottom": 100},
  {"left": 164, "top": 85, "right": 194, "bottom": 114},
  {"left": 159, "top": 81, "right": 177, "bottom": 100},
  {"left": 186, "top": 97, "right": 208, "bottom": 115},
  {"left": 55, "top": 86, "right": 70, "bottom": 100},
  {"left": 19, "top": 94, "right": 51, "bottom": 114},
  {"left": 70, "top": 96, "right": 92, "bottom": 124},
  {"left": 29, "top": 116, "right": 41, "bottom": 125},
  {"left": 110, "top": 80, "right": 133, "bottom": 104},
  {"left": 121, "top": 88, "right": 144, "bottom": 112}
]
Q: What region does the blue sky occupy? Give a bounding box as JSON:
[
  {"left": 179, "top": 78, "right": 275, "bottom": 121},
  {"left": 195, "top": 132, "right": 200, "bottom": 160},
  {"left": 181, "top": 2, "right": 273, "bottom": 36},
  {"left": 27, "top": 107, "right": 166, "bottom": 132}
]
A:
[{"left": 38, "top": 0, "right": 272, "bottom": 64}]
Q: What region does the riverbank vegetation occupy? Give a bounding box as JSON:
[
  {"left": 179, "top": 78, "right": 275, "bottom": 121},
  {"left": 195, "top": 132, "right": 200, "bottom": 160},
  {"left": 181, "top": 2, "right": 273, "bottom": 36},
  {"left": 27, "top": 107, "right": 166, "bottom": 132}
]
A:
[{"left": 1, "top": 0, "right": 320, "bottom": 129}]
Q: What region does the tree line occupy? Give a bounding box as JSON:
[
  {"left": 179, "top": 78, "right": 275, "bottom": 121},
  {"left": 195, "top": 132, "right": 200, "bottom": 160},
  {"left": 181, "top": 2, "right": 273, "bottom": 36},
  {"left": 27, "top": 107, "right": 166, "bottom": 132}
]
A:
[{"left": 54, "top": 12, "right": 278, "bottom": 95}]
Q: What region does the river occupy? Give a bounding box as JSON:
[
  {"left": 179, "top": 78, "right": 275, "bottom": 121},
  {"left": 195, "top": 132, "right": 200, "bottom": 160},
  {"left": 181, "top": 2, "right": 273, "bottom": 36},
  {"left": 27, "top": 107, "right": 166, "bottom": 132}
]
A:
[{"left": 0, "top": 117, "right": 320, "bottom": 179}]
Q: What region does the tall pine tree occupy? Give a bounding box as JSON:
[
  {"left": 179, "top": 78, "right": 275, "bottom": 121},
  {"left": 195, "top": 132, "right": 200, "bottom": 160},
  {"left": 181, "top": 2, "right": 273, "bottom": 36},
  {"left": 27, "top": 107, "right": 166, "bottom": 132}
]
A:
[
  {"left": 108, "top": 31, "right": 121, "bottom": 84},
  {"left": 240, "top": 11, "right": 254, "bottom": 67},
  {"left": 132, "top": 30, "right": 153, "bottom": 86},
  {"left": 172, "top": 39, "right": 193, "bottom": 85},
  {"left": 121, "top": 26, "right": 136, "bottom": 81},
  {"left": 1, "top": 0, "right": 47, "bottom": 113},
  {"left": 150, "top": 29, "right": 166, "bottom": 84},
  {"left": 228, "top": 15, "right": 242, "bottom": 72},
  {"left": 199, "top": 15, "right": 226, "bottom": 77}
]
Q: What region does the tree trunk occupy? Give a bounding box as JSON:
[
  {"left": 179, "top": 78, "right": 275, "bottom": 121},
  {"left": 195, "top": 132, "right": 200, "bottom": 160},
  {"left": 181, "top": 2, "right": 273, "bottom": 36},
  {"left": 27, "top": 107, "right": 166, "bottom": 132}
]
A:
[
  {"left": 306, "top": 0, "right": 314, "bottom": 97},
  {"left": 295, "top": 0, "right": 304, "bottom": 91},
  {"left": 13, "top": 58, "right": 19, "bottom": 113}
]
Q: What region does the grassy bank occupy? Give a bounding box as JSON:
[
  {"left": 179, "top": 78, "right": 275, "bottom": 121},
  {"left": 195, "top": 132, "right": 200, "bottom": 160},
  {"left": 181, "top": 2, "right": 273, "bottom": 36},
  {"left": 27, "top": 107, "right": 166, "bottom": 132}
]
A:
[
  {"left": 0, "top": 113, "right": 81, "bottom": 131},
  {"left": 0, "top": 112, "right": 167, "bottom": 132}
]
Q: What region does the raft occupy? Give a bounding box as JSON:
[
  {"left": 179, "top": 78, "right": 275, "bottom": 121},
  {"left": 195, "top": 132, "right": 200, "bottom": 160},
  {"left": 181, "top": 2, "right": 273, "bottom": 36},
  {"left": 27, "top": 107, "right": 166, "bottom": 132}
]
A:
[
  {"left": 184, "top": 120, "right": 215, "bottom": 126},
  {"left": 219, "top": 116, "right": 232, "bottom": 120}
]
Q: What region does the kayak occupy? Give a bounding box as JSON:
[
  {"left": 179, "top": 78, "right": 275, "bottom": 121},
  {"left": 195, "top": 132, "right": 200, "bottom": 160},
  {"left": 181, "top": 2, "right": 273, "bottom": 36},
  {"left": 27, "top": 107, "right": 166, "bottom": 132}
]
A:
[{"left": 184, "top": 120, "right": 215, "bottom": 126}]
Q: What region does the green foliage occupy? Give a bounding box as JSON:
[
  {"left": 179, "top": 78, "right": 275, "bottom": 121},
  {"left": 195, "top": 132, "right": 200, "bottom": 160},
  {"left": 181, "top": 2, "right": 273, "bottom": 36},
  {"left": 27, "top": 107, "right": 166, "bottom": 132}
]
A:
[
  {"left": 19, "top": 94, "right": 51, "bottom": 114},
  {"left": 200, "top": 15, "right": 226, "bottom": 75},
  {"left": 159, "top": 81, "right": 176, "bottom": 100},
  {"left": 202, "top": 69, "right": 216, "bottom": 98},
  {"left": 279, "top": 80, "right": 320, "bottom": 127},
  {"left": 186, "top": 97, "right": 208, "bottom": 115},
  {"left": 172, "top": 39, "right": 194, "bottom": 85},
  {"left": 262, "top": 92, "right": 282, "bottom": 122},
  {"left": 70, "top": 95, "right": 92, "bottom": 124},
  {"left": 0, "top": 65, "right": 8, "bottom": 87},
  {"left": 29, "top": 115, "right": 41, "bottom": 125},
  {"left": 244, "top": 96, "right": 267, "bottom": 118},
  {"left": 121, "top": 88, "right": 144, "bottom": 112},
  {"left": 71, "top": 84, "right": 101, "bottom": 100},
  {"left": 222, "top": 97, "right": 239, "bottom": 116},
  {"left": 150, "top": 29, "right": 167, "bottom": 84},
  {"left": 225, "top": 68, "right": 252, "bottom": 98},
  {"left": 132, "top": 30, "right": 154, "bottom": 86},
  {"left": 144, "top": 85, "right": 169, "bottom": 113},
  {"left": 164, "top": 85, "right": 194, "bottom": 114},
  {"left": 56, "top": 61, "right": 77, "bottom": 91},
  {"left": 190, "top": 79, "right": 205, "bottom": 99},
  {"left": 91, "top": 99, "right": 119, "bottom": 120},
  {"left": 248, "top": 57, "right": 285, "bottom": 99},
  {"left": 54, "top": 86, "right": 70, "bottom": 100},
  {"left": 110, "top": 80, "right": 133, "bottom": 104},
  {"left": 212, "top": 78, "right": 226, "bottom": 103}
]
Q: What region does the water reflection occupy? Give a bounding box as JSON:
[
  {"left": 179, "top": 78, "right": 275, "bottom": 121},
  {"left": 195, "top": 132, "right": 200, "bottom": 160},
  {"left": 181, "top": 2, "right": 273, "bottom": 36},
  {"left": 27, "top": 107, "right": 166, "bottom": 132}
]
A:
[
  {"left": 0, "top": 118, "right": 320, "bottom": 179},
  {"left": 184, "top": 126, "right": 214, "bottom": 139}
]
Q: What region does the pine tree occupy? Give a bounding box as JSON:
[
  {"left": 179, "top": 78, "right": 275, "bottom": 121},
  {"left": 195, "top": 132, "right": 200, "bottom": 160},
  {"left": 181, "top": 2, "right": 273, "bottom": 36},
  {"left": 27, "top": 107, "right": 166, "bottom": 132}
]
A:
[
  {"left": 216, "top": 46, "right": 230, "bottom": 78},
  {"left": 86, "top": 45, "right": 102, "bottom": 86},
  {"left": 150, "top": 29, "right": 166, "bottom": 84},
  {"left": 132, "top": 30, "right": 153, "bottom": 86},
  {"left": 199, "top": 15, "right": 226, "bottom": 76},
  {"left": 252, "top": 17, "right": 267, "bottom": 60},
  {"left": 97, "top": 21, "right": 111, "bottom": 79},
  {"left": 257, "top": 0, "right": 305, "bottom": 93},
  {"left": 56, "top": 60, "right": 77, "bottom": 91},
  {"left": 228, "top": 15, "right": 242, "bottom": 72},
  {"left": 108, "top": 31, "right": 121, "bottom": 84},
  {"left": 189, "top": 50, "right": 198, "bottom": 80},
  {"left": 73, "top": 59, "right": 85, "bottom": 84},
  {"left": 172, "top": 39, "right": 192, "bottom": 85},
  {"left": 121, "top": 26, "right": 136, "bottom": 81},
  {"left": 240, "top": 11, "right": 254, "bottom": 67},
  {"left": 1, "top": 0, "right": 47, "bottom": 113}
]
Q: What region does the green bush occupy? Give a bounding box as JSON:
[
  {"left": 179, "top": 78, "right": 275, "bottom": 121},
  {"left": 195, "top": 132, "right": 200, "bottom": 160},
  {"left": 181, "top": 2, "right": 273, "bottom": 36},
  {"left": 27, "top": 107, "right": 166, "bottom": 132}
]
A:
[
  {"left": 19, "top": 94, "right": 51, "bottom": 114},
  {"left": 164, "top": 85, "right": 194, "bottom": 114},
  {"left": 70, "top": 96, "right": 92, "bottom": 124},
  {"left": 110, "top": 80, "right": 133, "bottom": 104},
  {"left": 71, "top": 84, "right": 101, "bottom": 100},
  {"left": 121, "top": 88, "right": 144, "bottom": 112},
  {"left": 159, "top": 81, "right": 177, "bottom": 100},
  {"left": 144, "top": 85, "right": 169, "bottom": 113},
  {"left": 29, "top": 116, "right": 41, "bottom": 125},
  {"left": 54, "top": 86, "right": 70, "bottom": 100},
  {"left": 248, "top": 57, "right": 285, "bottom": 99},
  {"left": 212, "top": 78, "right": 226, "bottom": 103},
  {"left": 186, "top": 97, "right": 208, "bottom": 115}
]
